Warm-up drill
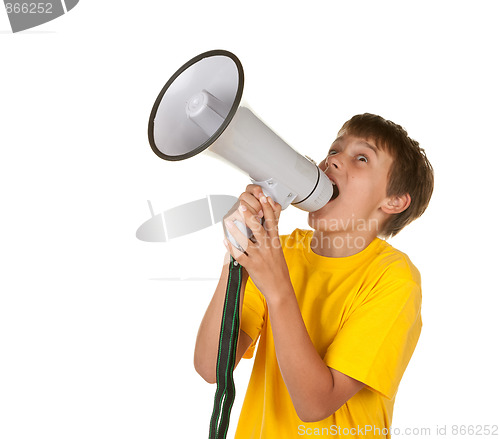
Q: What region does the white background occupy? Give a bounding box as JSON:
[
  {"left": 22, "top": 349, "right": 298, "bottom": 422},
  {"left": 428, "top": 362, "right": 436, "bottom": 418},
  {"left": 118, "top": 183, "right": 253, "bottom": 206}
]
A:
[{"left": 1, "top": 1, "right": 499, "bottom": 437}]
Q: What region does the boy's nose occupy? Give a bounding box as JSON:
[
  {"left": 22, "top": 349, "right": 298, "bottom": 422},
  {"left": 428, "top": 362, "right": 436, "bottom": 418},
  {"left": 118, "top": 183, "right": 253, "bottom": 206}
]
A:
[{"left": 326, "top": 155, "right": 342, "bottom": 170}]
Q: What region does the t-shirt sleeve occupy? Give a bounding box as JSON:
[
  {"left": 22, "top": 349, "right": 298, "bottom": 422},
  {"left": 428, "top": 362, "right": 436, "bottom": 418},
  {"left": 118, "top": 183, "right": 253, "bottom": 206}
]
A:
[
  {"left": 240, "top": 276, "right": 267, "bottom": 359},
  {"left": 323, "top": 276, "right": 422, "bottom": 400}
]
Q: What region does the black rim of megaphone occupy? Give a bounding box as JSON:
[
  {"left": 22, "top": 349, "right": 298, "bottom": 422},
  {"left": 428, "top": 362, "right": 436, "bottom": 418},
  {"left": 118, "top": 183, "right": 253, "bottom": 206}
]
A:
[{"left": 148, "top": 49, "right": 245, "bottom": 162}]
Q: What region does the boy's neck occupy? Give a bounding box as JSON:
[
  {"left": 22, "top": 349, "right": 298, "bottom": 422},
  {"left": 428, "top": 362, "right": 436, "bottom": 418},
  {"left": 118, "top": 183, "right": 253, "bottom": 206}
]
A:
[{"left": 310, "top": 229, "right": 380, "bottom": 258}]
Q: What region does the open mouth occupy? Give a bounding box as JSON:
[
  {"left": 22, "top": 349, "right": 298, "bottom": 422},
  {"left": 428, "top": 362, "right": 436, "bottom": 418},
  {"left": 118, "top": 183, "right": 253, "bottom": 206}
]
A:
[
  {"left": 330, "top": 182, "right": 340, "bottom": 201},
  {"left": 326, "top": 175, "right": 339, "bottom": 202}
]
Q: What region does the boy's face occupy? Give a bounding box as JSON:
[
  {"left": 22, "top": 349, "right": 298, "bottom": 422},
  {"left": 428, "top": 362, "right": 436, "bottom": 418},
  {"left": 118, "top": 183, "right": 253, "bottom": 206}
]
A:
[{"left": 308, "top": 134, "right": 394, "bottom": 234}]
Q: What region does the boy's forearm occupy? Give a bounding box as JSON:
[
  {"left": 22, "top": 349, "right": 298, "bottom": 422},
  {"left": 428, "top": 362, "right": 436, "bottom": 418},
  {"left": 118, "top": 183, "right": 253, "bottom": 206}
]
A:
[
  {"left": 193, "top": 261, "right": 248, "bottom": 383},
  {"left": 265, "top": 281, "right": 336, "bottom": 422}
]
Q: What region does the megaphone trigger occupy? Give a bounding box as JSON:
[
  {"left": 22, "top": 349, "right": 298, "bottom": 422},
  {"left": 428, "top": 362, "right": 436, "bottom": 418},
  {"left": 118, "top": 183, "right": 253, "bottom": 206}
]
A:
[{"left": 250, "top": 178, "right": 297, "bottom": 211}]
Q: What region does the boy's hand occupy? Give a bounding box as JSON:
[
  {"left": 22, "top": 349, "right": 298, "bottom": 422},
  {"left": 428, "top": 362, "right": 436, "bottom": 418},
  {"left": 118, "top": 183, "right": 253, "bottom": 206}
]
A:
[
  {"left": 238, "top": 184, "right": 281, "bottom": 223},
  {"left": 222, "top": 184, "right": 276, "bottom": 258},
  {"left": 224, "top": 185, "right": 290, "bottom": 303},
  {"left": 222, "top": 184, "right": 265, "bottom": 259}
]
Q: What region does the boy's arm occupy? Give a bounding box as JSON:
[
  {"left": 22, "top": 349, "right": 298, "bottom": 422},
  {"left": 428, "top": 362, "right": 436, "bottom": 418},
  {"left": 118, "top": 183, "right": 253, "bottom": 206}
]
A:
[
  {"left": 267, "top": 283, "right": 365, "bottom": 422},
  {"left": 193, "top": 258, "right": 253, "bottom": 384},
  {"left": 194, "top": 188, "right": 265, "bottom": 384},
  {"left": 224, "top": 190, "right": 365, "bottom": 422}
]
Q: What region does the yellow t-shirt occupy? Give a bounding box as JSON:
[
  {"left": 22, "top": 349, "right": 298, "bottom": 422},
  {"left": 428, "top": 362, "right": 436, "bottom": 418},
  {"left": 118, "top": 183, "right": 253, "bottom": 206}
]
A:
[{"left": 235, "top": 229, "right": 422, "bottom": 439}]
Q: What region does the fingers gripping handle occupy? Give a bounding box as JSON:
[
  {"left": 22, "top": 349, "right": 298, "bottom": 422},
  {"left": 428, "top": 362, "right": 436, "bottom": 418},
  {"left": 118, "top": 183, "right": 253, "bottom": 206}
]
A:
[
  {"left": 250, "top": 178, "right": 297, "bottom": 210},
  {"left": 222, "top": 187, "right": 272, "bottom": 254},
  {"left": 225, "top": 219, "right": 254, "bottom": 254},
  {"left": 223, "top": 180, "right": 290, "bottom": 254}
]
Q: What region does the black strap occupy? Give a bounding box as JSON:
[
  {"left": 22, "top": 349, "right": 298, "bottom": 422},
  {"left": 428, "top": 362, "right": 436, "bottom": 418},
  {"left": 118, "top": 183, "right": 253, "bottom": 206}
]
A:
[{"left": 209, "top": 256, "right": 243, "bottom": 439}]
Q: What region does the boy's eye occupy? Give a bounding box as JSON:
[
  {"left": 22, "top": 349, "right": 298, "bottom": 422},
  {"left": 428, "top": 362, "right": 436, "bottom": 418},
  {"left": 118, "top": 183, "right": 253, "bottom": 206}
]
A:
[
  {"left": 357, "top": 155, "right": 368, "bottom": 163},
  {"left": 328, "top": 149, "right": 338, "bottom": 156}
]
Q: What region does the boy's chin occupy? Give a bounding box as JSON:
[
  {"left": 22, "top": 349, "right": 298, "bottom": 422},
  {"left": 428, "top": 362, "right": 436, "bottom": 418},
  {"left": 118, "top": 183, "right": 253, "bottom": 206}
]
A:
[
  {"left": 307, "top": 212, "right": 337, "bottom": 232},
  {"left": 307, "top": 212, "right": 316, "bottom": 228}
]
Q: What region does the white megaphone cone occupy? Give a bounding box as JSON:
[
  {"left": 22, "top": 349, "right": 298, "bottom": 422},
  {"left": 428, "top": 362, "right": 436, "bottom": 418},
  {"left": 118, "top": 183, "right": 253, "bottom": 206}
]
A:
[{"left": 148, "top": 50, "right": 338, "bottom": 248}]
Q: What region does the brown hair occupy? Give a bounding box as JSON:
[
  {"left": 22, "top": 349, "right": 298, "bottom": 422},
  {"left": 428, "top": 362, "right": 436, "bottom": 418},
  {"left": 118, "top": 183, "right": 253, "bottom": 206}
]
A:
[{"left": 338, "top": 113, "right": 434, "bottom": 237}]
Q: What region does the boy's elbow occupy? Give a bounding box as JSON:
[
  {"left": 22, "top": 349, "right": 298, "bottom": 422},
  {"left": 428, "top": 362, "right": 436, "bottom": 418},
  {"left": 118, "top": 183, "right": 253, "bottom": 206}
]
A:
[
  {"left": 296, "top": 402, "right": 339, "bottom": 423},
  {"left": 199, "top": 372, "right": 217, "bottom": 385},
  {"left": 297, "top": 369, "right": 364, "bottom": 422},
  {"left": 193, "top": 359, "right": 216, "bottom": 384},
  {"left": 297, "top": 409, "right": 333, "bottom": 424}
]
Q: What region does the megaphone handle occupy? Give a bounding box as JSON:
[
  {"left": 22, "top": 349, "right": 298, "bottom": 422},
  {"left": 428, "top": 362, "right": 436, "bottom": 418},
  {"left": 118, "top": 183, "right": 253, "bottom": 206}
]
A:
[
  {"left": 224, "top": 177, "right": 291, "bottom": 253},
  {"left": 250, "top": 178, "right": 296, "bottom": 210},
  {"left": 223, "top": 201, "right": 261, "bottom": 255},
  {"left": 225, "top": 219, "right": 258, "bottom": 256}
]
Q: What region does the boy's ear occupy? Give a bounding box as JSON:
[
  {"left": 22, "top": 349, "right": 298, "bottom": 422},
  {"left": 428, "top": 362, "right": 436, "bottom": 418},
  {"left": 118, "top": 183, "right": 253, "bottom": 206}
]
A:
[{"left": 381, "top": 193, "right": 411, "bottom": 215}]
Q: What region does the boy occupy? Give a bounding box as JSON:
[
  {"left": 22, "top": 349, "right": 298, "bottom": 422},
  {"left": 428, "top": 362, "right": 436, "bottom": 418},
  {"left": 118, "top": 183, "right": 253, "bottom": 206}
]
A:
[{"left": 194, "top": 113, "right": 434, "bottom": 438}]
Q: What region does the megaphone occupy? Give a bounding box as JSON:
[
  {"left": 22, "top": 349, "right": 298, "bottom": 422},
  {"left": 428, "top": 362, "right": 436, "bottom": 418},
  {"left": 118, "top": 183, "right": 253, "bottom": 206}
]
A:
[{"left": 147, "top": 50, "right": 338, "bottom": 247}]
